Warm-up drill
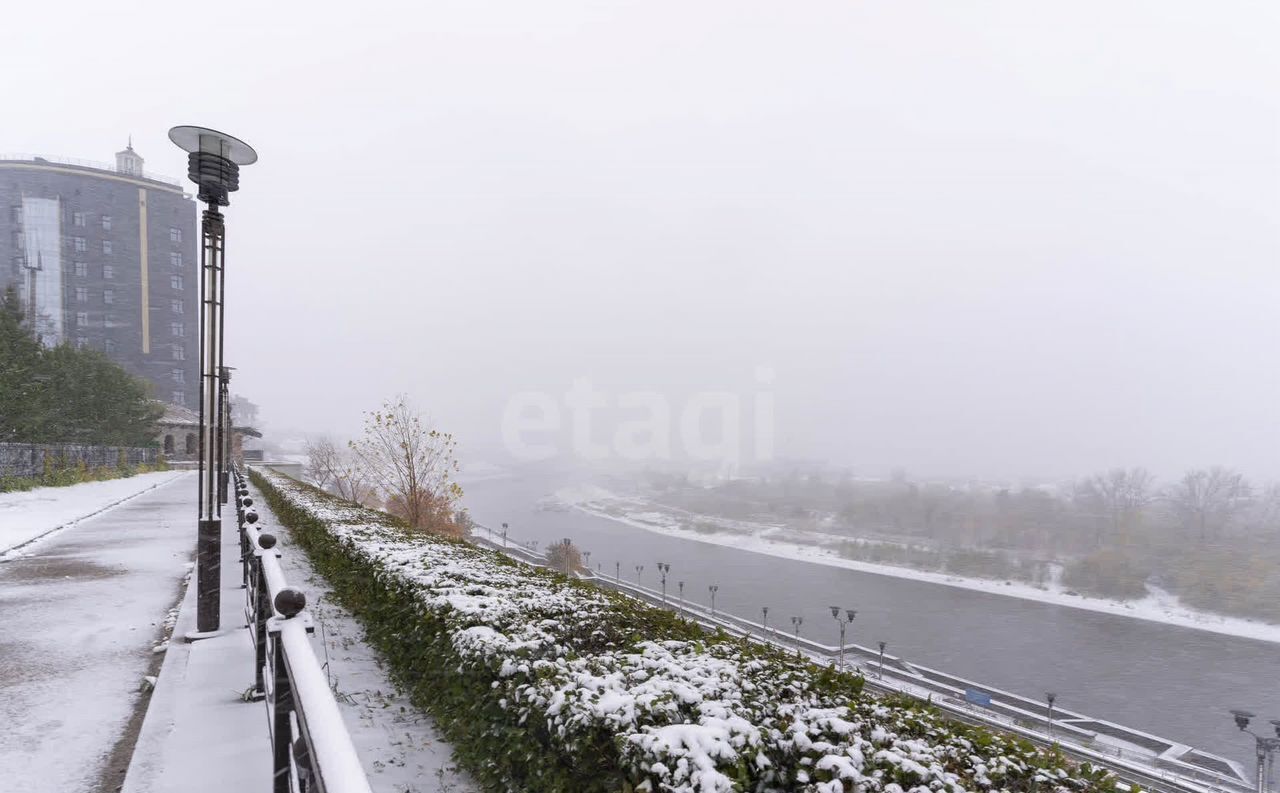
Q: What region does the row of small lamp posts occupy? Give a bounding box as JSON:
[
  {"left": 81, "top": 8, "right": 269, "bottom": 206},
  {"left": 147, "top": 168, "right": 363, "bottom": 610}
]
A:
[
  {"left": 1230, "top": 709, "right": 1280, "bottom": 793},
  {"left": 489, "top": 530, "right": 898, "bottom": 678},
  {"left": 580, "top": 551, "right": 895, "bottom": 674}
]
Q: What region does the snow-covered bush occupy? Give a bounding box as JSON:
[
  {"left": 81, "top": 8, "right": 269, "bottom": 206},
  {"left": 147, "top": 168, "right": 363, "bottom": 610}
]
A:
[{"left": 251, "top": 468, "right": 1118, "bottom": 793}]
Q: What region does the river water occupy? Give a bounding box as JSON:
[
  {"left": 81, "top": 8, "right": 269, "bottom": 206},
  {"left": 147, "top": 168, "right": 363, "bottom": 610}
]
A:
[{"left": 460, "top": 472, "right": 1275, "bottom": 772}]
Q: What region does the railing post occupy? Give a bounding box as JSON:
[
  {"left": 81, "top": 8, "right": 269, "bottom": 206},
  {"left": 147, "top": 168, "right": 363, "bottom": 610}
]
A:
[
  {"left": 253, "top": 534, "right": 276, "bottom": 700},
  {"left": 269, "top": 626, "right": 293, "bottom": 793}
]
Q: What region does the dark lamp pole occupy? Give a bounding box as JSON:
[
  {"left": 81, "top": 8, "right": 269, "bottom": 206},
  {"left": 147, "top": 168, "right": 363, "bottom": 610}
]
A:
[{"left": 169, "top": 125, "right": 256, "bottom": 635}]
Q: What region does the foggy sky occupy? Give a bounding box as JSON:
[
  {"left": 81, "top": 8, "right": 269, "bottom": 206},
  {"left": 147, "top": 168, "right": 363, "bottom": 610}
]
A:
[{"left": 7, "top": 1, "right": 1279, "bottom": 480}]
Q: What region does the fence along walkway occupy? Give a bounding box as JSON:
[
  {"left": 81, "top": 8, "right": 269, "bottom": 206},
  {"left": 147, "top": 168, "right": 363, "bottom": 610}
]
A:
[
  {"left": 0, "top": 441, "right": 157, "bottom": 478},
  {"left": 232, "top": 467, "right": 372, "bottom": 793}
]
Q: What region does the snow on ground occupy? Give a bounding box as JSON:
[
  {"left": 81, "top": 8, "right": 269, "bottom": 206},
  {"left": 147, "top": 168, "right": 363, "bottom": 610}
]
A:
[
  {"left": 0, "top": 470, "right": 187, "bottom": 556},
  {"left": 251, "top": 481, "right": 477, "bottom": 793},
  {"left": 0, "top": 472, "right": 194, "bottom": 793},
  {"left": 555, "top": 485, "right": 1280, "bottom": 645}
]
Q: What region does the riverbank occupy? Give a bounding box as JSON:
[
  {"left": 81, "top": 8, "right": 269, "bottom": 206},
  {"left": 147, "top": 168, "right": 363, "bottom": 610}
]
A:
[{"left": 554, "top": 485, "right": 1280, "bottom": 645}]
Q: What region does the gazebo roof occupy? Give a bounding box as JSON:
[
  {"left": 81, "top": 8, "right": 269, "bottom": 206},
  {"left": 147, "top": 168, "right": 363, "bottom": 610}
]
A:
[{"left": 157, "top": 402, "right": 200, "bottom": 427}]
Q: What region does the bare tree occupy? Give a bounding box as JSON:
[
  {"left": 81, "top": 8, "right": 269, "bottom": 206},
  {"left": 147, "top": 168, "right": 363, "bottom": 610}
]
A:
[
  {"left": 304, "top": 435, "right": 376, "bottom": 505},
  {"left": 349, "top": 396, "right": 462, "bottom": 533},
  {"left": 1073, "top": 468, "right": 1155, "bottom": 547},
  {"left": 304, "top": 436, "right": 339, "bottom": 490},
  {"left": 1168, "top": 467, "right": 1251, "bottom": 542},
  {"left": 545, "top": 538, "right": 583, "bottom": 574}
]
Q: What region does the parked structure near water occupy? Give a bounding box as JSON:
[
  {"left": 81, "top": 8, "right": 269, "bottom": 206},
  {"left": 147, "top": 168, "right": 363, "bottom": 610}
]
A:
[{"left": 0, "top": 145, "right": 198, "bottom": 407}]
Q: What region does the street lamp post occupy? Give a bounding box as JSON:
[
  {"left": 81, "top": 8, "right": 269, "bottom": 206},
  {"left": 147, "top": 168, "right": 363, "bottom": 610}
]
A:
[
  {"left": 1046, "top": 693, "right": 1057, "bottom": 742},
  {"left": 1230, "top": 710, "right": 1280, "bottom": 793},
  {"left": 615, "top": 561, "right": 620, "bottom": 583},
  {"left": 501, "top": 522, "right": 508, "bottom": 547},
  {"left": 791, "top": 616, "right": 804, "bottom": 657},
  {"left": 218, "top": 365, "right": 233, "bottom": 504},
  {"left": 169, "top": 125, "right": 257, "bottom": 635},
  {"left": 878, "top": 641, "right": 887, "bottom": 679},
  {"left": 635, "top": 564, "right": 644, "bottom": 585},
  {"left": 761, "top": 606, "right": 769, "bottom": 637},
  {"left": 677, "top": 581, "right": 685, "bottom": 614},
  {"left": 583, "top": 551, "right": 591, "bottom": 569},
  {"left": 656, "top": 562, "right": 670, "bottom": 603},
  {"left": 829, "top": 607, "right": 856, "bottom": 673},
  {"left": 708, "top": 585, "right": 719, "bottom": 617}
]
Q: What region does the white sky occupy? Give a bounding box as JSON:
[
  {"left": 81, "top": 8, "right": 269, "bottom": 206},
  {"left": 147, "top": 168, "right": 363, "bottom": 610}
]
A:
[{"left": 6, "top": 1, "right": 1278, "bottom": 480}]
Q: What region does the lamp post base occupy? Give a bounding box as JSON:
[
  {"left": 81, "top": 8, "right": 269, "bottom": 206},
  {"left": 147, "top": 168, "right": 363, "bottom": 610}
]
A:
[{"left": 196, "top": 518, "right": 222, "bottom": 633}]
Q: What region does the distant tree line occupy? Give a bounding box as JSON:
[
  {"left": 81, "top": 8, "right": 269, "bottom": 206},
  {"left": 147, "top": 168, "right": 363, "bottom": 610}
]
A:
[
  {"left": 0, "top": 287, "right": 161, "bottom": 446},
  {"left": 647, "top": 465, "right": 1280, "bottom": 621}
]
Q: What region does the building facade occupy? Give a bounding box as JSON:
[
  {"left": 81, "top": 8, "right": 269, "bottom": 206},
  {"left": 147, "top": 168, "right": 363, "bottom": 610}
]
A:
[{"left": 0, "top": 144, "right": 199, "bottom": 408}]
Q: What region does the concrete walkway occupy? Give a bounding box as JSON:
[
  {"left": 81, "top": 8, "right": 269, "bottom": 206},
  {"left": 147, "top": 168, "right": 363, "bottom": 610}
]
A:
[
  {"left": 120, "top": 494, "right": 270, "bottom": 793},
  {"left": 0, "top": 472, "right": 196, "bottom": 793}
]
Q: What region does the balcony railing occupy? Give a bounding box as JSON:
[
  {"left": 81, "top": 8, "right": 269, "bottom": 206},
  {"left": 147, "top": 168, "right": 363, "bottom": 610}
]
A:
[
  {"left": 233, "top": 467, "right": 372, "bottom": 793},
  {"left": 0, "top": 153, "right": 183, "bottom": 188}
]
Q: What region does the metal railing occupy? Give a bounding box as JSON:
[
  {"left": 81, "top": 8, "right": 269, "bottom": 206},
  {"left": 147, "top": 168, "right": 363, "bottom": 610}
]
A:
[{"left": 233, "top": 468, "right": 372, "bottom": 793}]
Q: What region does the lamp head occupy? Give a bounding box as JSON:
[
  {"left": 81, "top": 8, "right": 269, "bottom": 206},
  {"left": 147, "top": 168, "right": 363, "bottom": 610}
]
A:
[
  {"left": 168, "top": 126, "right": 257, "bottom": 206},
  {"left": 1231, "top": 710, "right": 1255, "bottom": 731},
  {"left": 846, "top": 609, "right": 857, "bottom": 622}
]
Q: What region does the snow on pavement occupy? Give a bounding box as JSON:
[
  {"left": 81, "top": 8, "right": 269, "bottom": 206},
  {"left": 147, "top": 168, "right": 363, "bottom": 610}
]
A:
[
  {"left": 0, "top": 472, "right": 195, "bottom": 793},
  {"left": 0, "top": 470, "right": 187, "bottom": 555},
  {"left": 250, "top": 481, "right": 477, "bottom": 793}
]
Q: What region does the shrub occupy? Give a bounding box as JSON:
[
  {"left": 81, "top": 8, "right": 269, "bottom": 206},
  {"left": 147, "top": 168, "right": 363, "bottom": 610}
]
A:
[
  {"left": 544, "top": 538, "right": 583, "bottom": 574},
  {"left": 1061, "top": 551, "right": 1150, "bottom": 600},
  {"left": 251, "top": 467, "right": 1117, "bottom": 793}
]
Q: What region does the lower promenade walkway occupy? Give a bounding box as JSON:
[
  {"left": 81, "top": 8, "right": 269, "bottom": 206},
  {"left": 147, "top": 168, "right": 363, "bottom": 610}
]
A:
[{"left": 0, "top": 472, "right": 194, "bottom": 792}]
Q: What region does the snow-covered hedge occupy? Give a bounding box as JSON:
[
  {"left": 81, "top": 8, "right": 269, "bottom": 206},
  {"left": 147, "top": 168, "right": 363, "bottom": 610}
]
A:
[{"left": 251, "top": 468, "right": 1117, "bottom": 793}]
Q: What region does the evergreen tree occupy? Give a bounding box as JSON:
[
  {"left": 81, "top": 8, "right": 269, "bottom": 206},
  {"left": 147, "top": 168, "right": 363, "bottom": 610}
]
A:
[{"left": 0, "top": 286, "right": 162, "bottom": 445}]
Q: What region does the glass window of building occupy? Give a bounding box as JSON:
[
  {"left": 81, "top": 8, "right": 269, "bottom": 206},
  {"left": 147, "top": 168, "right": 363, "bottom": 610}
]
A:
[
  {"left": 104, "top": 312, "right": 116, "bottom": 327},
  {"left": 102, "top": 240, "right": 112, "bottom": 255},
  {"left": 171, "top": 274, "right": 183, "bottom": 290},
  {"left": 172, "top": 390, "right": 185, "bottom": 405},
  {"left": 170, "top": 252, "right": 182, "bottom": 267},
  {"left": 104, "top": 338, "right": 116, "bottom": 354},
  {"left": 73, "top": 237, "right": 86, "bottom": 252},
  {"left": 103, "top": 289, "right": 114, "bottom": 305},
  {"left": 74, "top": 261, "right": 88, "bottom": 277},
  {"left": 171, "top": 299, "right": 183, "bottom": 314},
  {"left": 171, "top": 345, "right": 184, "bottom": 361},
  {"left": 76, "top": 312, "right": 88, "bottom": 327},
  {"left": 171, "top": 368, "right": 184, "bottom": 383},
  {"left": 75, "top": 286, "right": 88, "bottom": 303},
  {"left": 171, "top": 322, "right": 184, "bottom": 337},
  {"left": 103, "top": 264, "right": 114, "bottom": 279},
  {"left": 101, "top": 216, "right": 112, "bottom": 231},
  {"left": 73, "top": 212, "right": 86, "bottom": 227},
  {"left": 9, "top": 206, "right": 21, "bottom": 223},
  {"left": 75, "top": 336, "right": 88, "bottom": 349},
  {"left": 169, "top": 227, "right": 182, "bottom": 243}
]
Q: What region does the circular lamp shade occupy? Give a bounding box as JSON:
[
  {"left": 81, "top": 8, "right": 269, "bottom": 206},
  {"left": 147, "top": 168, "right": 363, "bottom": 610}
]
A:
[{"left": 168, "top": 126, "right": 258, "bottom": 164}]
